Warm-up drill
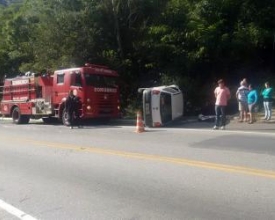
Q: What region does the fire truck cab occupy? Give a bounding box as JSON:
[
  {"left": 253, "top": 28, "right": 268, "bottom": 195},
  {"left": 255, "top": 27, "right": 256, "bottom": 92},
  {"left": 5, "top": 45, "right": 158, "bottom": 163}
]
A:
[{"left": 0, "top": 64, "right": 120, "bottom": 125}]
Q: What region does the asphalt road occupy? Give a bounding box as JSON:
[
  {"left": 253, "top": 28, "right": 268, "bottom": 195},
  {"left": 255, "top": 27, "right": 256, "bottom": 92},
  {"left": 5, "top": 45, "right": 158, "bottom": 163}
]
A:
[{"left": 1, "top": 119, "right": 275, "bottom": 220}]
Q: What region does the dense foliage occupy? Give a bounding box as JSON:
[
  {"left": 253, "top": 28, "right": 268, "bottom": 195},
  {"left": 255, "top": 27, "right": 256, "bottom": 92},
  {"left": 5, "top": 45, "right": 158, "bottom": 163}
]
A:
[{"left": 1, "top": 0, "right": 275, "bottom": 113}]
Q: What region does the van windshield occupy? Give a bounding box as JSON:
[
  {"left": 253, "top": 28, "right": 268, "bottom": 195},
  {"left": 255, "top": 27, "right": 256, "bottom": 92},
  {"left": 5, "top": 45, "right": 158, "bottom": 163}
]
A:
[{"left": 84, "top": 74, "right": 117, "bottom": 88}]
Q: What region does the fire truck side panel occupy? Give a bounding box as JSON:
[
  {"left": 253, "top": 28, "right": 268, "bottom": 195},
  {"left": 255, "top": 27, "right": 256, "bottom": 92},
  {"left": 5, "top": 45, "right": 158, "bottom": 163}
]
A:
[
  {"left": 1, "top": 77, "right": 34, "bottom": 116},
  {"left": 15, "top": 103, "right": 33, "bottom": 115},
  {"left": 1, "top": 102, "right": 32, "bottom": 116},
  {"left": 38, "top": 76, "right": 53, "bottom": 103}
]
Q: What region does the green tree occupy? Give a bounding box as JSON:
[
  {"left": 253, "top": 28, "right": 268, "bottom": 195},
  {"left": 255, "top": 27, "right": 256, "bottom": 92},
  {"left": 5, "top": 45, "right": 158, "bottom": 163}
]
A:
[{"left": 1, "top": 0, "right": 275, "bottom": 113}]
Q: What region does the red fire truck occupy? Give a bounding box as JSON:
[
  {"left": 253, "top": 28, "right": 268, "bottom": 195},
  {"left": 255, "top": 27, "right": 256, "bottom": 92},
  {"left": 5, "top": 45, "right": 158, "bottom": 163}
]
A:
[{"left": 0, "top": 63, "right": 120, "bottom": 125}]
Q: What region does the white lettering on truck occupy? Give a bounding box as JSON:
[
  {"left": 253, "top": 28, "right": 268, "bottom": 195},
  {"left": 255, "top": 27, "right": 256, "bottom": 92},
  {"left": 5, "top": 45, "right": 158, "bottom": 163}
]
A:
[
  {"left": 94, "top": 88, "right": 117, "bottom": 93},
  {"left": 11, "top": 79, "right": 29, "bottom": 85}
]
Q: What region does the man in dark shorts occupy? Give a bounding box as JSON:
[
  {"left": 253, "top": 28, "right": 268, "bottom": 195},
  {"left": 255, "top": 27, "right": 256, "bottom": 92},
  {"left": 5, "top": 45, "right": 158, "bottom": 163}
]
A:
[{"left": 236, "top": 80, "right": 249, "bottom": 122}]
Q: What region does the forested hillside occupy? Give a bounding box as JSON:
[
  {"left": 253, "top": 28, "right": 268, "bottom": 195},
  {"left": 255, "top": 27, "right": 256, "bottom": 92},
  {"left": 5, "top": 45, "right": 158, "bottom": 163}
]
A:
[
  {"left": 0, "top": 0, "right": 275, "bottom": 113},
  {"left": 0, "top": 0, "right": 21, "bottom": 6}
]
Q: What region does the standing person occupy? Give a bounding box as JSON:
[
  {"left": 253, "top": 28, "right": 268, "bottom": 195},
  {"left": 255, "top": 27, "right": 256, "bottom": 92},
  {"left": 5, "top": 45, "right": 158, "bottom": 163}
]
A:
[
  {"left": 65, "top": 90, "right": 80, "bottom": 129},
  {"left": 73, "top": 95, "right": 82, "bottom": 128},
  {"left": 247, "top": 84, "right": 258, "bottom": 124},
  {"left": 262, "top": 82, "right": 273, "bottom": 120},
  {"left": 214, "top": 79, "right": 231, "bottom": 130},
  {"left": 236, "top": 80, "right": 249, "bottom": 122}
]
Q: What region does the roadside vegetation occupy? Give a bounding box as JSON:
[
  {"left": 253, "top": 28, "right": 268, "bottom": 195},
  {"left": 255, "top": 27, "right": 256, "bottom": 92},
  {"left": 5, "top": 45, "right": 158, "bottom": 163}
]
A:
[{"left": 1, "top": 0, "right": 275, "bottom": 115}]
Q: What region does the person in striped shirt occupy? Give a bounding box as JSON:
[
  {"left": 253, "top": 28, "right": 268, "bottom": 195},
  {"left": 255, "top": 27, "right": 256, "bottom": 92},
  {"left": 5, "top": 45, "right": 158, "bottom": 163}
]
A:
[{"left": 236, "top": 80, "right": 249, "bottom": 122}]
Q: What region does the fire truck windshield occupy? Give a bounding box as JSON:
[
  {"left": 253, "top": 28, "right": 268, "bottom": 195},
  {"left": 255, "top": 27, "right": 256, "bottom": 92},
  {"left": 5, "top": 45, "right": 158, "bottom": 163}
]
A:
[{"left": 84, "top": 74, "right": 117, "bottom": 88}]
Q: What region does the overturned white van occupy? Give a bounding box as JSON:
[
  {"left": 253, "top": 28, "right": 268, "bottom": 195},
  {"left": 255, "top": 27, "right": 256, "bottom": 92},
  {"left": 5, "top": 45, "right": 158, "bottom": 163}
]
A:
[{"left": 138, "top": 85, "right": 184, "bottom": 127}]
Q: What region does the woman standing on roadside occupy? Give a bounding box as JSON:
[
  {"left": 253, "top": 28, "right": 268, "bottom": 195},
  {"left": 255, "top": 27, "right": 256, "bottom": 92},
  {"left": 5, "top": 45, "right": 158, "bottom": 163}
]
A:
[
  {"left": 262, "top": 82, "right": 273, "bottom": 120},
  {"left": 247, "top": 84, "right": 258, "bottom": 124},
  {"left": 213, "top": 79, "right": 231, "bottom": 130}
]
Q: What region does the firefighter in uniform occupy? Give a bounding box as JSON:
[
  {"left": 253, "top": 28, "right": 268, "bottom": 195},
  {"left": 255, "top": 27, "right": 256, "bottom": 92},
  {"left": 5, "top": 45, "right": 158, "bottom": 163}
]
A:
[{"left": 65, "top": 90, "right": 81, "bottom": 129}]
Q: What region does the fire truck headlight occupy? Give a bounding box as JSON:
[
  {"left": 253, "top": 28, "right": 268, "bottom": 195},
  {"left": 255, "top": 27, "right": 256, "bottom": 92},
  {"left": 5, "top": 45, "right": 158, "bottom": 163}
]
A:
[
  {"left": 87, "top": 105, "right": 91, "bottom": 110},
  {"left": 87, "top": 98, "right": 91, "bottom": 103},
  {"left": 117, "top": 105, "right": 120, "bottom": 110}
]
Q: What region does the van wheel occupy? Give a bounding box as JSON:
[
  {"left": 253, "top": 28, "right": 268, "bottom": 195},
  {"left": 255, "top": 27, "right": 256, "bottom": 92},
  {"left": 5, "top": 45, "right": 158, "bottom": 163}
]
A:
[{"left": 62, "top": 108, "right": 71, "bottom": 126}]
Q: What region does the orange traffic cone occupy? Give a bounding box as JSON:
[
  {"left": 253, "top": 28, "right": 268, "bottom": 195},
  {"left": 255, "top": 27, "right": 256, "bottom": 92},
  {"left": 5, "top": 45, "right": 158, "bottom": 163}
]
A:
[{"left": 135, "top": 111, "right": 145, "bottom": 133}]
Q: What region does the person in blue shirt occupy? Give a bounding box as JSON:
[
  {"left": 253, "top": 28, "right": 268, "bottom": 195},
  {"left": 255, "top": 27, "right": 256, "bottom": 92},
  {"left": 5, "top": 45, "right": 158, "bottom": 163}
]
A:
[
  {"left": 261, "top": 82, "right": 273, "bottom": 120},
  {"left": 247, "top": 84, "right": 258, "bottom": 124}
]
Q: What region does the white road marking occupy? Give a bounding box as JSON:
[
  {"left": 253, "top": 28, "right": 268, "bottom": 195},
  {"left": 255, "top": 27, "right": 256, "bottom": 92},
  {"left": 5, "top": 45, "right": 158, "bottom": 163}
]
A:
[{"left": 0, "top": 199, "right": 37, "bottom": 220}]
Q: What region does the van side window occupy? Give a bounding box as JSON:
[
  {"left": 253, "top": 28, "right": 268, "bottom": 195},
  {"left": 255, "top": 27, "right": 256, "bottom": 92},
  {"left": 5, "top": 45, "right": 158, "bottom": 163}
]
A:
[{"left": 57, "top": 74, "right": 64, "bottom": 84}]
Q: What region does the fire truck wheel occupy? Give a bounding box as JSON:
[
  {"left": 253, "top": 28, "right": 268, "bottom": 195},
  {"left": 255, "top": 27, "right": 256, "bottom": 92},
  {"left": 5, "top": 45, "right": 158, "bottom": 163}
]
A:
[
  {"left": 11, "top": 107, "right": 21, "bottom": 124},
  {"left": 11, "top": 107, "right": 30, "bottom": 124},
  {"left": 11, "top": 107, "right": 29, "bottom": 124},
  {"left": 62, "top": 109, "right": 71, "bottom": 126}
]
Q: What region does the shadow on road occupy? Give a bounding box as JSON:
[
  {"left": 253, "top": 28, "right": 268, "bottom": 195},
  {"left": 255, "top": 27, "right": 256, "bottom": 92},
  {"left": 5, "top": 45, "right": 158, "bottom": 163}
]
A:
[
  {"left": 190, "top": 134, "right": 275, "bottom": 155},
  {"left": 2, "top": 116, "right": 275, "bottom": 133}
]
